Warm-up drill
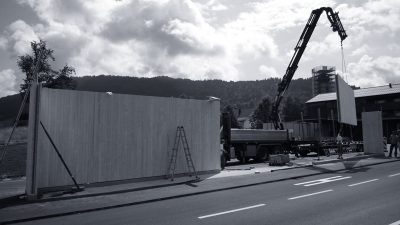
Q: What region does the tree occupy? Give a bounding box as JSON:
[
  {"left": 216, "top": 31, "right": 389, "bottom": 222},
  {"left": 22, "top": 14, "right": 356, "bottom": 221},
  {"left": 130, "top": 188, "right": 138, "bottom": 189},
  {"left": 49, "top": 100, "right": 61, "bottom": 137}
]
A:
[
  {"left": 223, "top": 105, "right": 239, "bottom": 128},
  {"left": 250, "top": 97, "right": 271, "bottom": 129},
  {"left": 17, "top": 39, "right": 76, "bottom": 92},
  {"left": 282, "top": 97, "right": 303, "bottom": 122},
  {"left": 48, "top": 65, "right": 76, "bottom": 89}
]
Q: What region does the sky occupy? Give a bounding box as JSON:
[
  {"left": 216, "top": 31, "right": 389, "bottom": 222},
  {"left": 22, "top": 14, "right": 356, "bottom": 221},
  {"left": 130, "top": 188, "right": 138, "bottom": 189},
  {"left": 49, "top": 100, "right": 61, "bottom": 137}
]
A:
[{"left": 0, "top": 0, "right": 399, "bottom": 98}]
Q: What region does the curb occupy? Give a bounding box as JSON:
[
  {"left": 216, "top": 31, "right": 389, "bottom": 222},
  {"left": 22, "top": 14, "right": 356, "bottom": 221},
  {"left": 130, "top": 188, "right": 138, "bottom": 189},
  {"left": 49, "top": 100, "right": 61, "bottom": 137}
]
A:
[
  {"left": 311, "top": 154, "right": 381, "bottom": 165},
  {"left": 2, "top": 158, "right": 400, "bottom": 224},
  {"left": 0, "top": 178, "right": 199, "bottom": 208},
  {"left": 270, "top": 164, "right": 313, "bottom": 172}
]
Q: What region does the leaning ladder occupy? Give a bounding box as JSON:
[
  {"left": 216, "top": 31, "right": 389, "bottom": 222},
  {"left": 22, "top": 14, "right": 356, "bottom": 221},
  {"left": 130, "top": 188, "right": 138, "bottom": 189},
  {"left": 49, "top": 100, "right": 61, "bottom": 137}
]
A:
[{"left": 166, "top": 126, "right": 198, "bottom": 181}]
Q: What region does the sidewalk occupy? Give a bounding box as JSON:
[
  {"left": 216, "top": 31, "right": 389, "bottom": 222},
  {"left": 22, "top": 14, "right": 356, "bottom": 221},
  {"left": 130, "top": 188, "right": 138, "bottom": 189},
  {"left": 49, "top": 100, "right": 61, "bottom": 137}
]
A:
[
  {"left": 1, "top": 152, "right": 399, "bottom": 224},
  {"left": 0, "top": 152, "right": 367, "bottom": 201}
]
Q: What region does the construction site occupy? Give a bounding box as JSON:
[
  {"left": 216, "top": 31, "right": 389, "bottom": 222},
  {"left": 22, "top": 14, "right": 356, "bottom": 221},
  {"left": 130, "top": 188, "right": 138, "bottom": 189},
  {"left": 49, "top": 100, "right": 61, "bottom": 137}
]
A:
[{"left": 0, "top": 4, "right": 400, "bottom": 225}]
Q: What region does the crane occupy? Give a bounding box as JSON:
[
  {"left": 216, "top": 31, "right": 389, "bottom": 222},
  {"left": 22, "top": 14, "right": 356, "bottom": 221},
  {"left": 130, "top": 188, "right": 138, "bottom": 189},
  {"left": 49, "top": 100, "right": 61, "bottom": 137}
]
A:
[{"left": 270, "top": 7, "right": 347, "bottom": 130}]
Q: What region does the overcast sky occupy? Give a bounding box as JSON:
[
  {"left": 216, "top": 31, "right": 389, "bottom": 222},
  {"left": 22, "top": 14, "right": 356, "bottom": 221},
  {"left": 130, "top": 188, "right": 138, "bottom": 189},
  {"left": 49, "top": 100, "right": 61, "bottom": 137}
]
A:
[{"left": 0, "top": 0, "right": 399, "bottom": 98}]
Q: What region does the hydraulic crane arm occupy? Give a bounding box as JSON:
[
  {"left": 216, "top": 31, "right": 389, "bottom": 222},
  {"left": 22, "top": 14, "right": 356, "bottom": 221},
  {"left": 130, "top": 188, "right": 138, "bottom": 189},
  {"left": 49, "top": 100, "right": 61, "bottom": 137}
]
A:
[{"left": 271, "top": 7, "right": 347, "bottom": 130}]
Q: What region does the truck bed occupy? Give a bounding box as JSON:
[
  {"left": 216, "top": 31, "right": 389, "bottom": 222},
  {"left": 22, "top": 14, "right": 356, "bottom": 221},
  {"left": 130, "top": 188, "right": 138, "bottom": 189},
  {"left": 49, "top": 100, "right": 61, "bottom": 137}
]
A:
[{"left": 230, "top": 129, "right": 290, "bottom": 143}]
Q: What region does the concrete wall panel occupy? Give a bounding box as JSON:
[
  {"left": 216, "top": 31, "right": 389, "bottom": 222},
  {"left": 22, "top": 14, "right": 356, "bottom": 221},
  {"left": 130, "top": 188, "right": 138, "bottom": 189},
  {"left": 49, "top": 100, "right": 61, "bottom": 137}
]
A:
[
  {"left": 33, "top": 88, "right": 220, "bottom": 189},
  {"left": 362, "top": 111, "right": 384, "bottom": 155}
]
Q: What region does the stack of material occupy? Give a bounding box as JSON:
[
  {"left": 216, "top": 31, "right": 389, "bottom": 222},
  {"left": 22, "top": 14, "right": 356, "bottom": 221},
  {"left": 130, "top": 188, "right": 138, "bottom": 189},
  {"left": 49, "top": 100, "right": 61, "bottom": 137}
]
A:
[{"left": 269, "top": 154, "right": 290, "bottom": 166}]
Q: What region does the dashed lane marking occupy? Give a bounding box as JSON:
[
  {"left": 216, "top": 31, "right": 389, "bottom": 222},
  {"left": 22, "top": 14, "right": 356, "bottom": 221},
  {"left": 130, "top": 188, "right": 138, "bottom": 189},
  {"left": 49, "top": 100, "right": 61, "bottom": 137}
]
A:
[
  {"left": 198, "top": 204, "right": 266, "bottom": 219},
  {"left": 288, "top": 189, "right": 333, "bottom": 200},
  {"left": 348, "top": 179, "right": 379, "bottom": 187},
  {"left": 294, "top": 176, "right": 351, "bottom": 187},
  {"left": 389, "top": 173, "right": 400, "bottom": 177}
]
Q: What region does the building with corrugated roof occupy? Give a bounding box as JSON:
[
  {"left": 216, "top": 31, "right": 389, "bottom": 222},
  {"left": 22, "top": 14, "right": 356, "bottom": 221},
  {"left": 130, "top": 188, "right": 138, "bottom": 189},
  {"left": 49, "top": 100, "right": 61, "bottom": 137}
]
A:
[{"left": 305, "top": 83, "right": 400, "bottom": 140}]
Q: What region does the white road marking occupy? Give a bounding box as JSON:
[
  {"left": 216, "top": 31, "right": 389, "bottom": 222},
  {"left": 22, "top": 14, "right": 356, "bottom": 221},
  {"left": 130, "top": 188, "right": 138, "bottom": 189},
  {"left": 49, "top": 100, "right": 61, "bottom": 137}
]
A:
[
  {"left": 389, "top": 173, "right": 400, "bottom": 177},
  {"left": 198, "top": 204, "right": 266, "bottom": 219},
  {"left": 294, "top": 176, "right": 342, "bottom": 185},
  {"left": 348, "top": 179, "right": 379, "bottom": 187},
  {"left": 388, "top": 219, "right": 400, "bottom": 225},
  {"left": 304, "top": 176, "right": 351, "bottom": 186},
  {"left": 288, "top": 189, "right": 333, "bottom": 200},
  {"left": 294, "top": 176, "right": 351, "bottom": 187}
]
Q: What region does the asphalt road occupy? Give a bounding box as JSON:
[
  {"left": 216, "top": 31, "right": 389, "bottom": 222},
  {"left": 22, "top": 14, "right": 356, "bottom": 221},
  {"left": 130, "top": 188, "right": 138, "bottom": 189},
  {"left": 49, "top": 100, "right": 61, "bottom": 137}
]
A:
[{"left": 17, "top": 161, "right": 400, "bottom": 225}]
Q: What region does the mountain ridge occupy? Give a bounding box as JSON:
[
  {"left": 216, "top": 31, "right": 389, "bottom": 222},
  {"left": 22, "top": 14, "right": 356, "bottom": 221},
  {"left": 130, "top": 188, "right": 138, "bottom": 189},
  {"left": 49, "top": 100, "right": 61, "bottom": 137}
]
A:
[{"left": 0, "top": 75, "right": 313, "bottom": 125}]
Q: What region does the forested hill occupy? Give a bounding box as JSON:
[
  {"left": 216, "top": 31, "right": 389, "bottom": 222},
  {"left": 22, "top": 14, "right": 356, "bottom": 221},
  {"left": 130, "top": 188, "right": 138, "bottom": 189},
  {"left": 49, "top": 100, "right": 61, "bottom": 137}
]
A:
[
  {"left": 0, "top": 75, "right": 312, "bottom": 123},
  {"left": 74, "top": 75, "right": 312, "bottom": 110}
]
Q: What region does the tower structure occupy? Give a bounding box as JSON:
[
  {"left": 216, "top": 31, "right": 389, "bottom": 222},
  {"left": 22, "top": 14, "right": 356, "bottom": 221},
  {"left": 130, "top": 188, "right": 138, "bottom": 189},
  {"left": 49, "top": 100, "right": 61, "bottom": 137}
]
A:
[{"left": 312, "top": 66, "right": 336, "bottom": 96}]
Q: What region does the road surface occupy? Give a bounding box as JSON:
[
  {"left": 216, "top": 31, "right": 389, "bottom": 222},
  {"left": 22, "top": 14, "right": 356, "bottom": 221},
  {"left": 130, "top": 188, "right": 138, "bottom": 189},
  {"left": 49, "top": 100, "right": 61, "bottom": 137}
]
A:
[{"left": 14, "top": 161, "right": 400, "bottom": 225}]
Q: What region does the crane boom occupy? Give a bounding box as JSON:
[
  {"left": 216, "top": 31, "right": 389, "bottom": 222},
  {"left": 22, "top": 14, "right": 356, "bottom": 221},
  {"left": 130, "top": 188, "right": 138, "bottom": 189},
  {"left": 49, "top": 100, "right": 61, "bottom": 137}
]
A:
[{"left": 271, "top": 7, "right": 347, "bottom": 130}]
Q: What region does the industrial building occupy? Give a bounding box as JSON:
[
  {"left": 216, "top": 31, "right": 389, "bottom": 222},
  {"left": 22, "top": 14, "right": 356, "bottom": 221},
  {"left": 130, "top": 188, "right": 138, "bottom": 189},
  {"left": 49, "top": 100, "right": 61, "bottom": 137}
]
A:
[{"left": 305, "top": 83, "right": 400, "bottom": 140}]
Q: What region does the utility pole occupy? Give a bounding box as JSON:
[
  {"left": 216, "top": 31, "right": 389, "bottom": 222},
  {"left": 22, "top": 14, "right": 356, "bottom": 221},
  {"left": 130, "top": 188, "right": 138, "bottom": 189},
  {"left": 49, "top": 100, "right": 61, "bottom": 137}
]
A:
[{"left": 26, "top": 49, "right": 43, "bottom": 200}]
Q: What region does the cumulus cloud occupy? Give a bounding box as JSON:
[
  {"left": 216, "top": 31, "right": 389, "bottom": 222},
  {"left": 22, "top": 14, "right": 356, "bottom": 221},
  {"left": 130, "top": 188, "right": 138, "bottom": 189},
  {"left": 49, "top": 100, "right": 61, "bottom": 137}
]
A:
[
  {"left": 351, "top": 44, "right": 371, "bottom": 57},
  {"left": 0, "top": 0, "right": 399, "bottom": 98},
  {"left": 347, "top": 55, "right": 400, "bottom": 87},
  {"left": 0, "top": 0, "right": 348, "bottom": 83},
  {"left": 6, "top": 0, "right": 232, "bottom": 80},
  {"left": 337, "top": 0, "right": 400, "bottom": 33},
  {"left": 0, "top": 37, "right": 8, "bottom": 50},
  {"left": 101, "top": 0, "right": 223, "bottom": 54},
  {"left": 259, "top": 65, "right": 278, "bottom": 78},
  {"left": 0, "top": 69, "right": 18, "bottom": 97},
  {"left": 5, "top": 20, "right": 39, "bottom": 56},
  {"left": 233, "top": 0, "right": 331, "bottom": 33},
  {"left": 307, "top": 33, "right": 344, "bottom": 56}
]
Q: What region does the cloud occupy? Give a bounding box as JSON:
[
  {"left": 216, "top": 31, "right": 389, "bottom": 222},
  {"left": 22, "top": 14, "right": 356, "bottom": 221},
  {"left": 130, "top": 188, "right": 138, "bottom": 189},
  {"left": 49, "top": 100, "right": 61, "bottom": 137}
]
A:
[
  {"left": 307, "top": 33, "right": 344, "bottom": 56},
  {"left": 5, "top": 20, "right": 39, "bottom": 56},
  {"left": 206, "top": 0, "right": 227, "bottom": 11},
  {"left": 0, "top": 37, "right": 8, "bottom": 50},
  {"left": 0, "top": 0, "right": 399, "bottom": 98},
  {"left": 6, "top": 0, "right": 232, "bottom": 80},
  {"left": 1, "top": 0, "right": 345, "bottom": 83},
  {"left": 350, "top": 44, "right": 371, "bottom": 57},
  {"left": 245, "top": 0, "right": 336, "bottom": 31},
  {"left": 259, "top": 65, "right": 278, "bottom": 78},
  {"left": 337, "top": 0, "right": 400, "bottom": 35},
  {"left": 347, "top": 55, "right": 400, "bottom": 87},
  {"left": 0, "top": 69, "right": 18, "bottom": 97}
]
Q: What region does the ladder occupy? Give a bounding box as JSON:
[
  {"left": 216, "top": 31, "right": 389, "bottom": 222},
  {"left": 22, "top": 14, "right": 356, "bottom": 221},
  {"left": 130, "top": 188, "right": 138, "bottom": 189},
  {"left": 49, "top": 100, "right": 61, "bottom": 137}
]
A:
[{"left": 166, "top": 126, "right": 198, "bottom": 181}]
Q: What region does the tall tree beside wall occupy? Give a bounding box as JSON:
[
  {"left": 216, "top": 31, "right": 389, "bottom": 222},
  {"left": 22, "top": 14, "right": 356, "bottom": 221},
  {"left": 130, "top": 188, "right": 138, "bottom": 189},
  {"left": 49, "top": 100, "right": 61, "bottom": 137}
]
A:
[
  {"left": 17, "top": 39, "right": 76, "bottom": 93},
  {"left": 250, "top": 97, "right": 271, "bottom": 129}
]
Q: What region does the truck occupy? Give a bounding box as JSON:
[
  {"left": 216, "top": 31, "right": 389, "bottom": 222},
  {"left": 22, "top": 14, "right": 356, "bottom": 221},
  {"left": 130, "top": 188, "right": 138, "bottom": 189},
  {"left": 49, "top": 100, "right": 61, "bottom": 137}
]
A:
[
  {"left": 221, "top": 113, "right": 319, "bottom": 164},
  {"left": 221, "top": 7, "right": 347, "bottom": 165},
  {"left": 222, "top": 113, "right": 291, "bottom": 163}
]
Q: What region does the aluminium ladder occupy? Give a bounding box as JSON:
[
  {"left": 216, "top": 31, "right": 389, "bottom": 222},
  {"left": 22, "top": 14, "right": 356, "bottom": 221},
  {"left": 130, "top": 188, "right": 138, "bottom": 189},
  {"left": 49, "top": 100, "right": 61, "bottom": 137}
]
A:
[{"left": 166, "top": 126, "right": 198, "bottom": 181}]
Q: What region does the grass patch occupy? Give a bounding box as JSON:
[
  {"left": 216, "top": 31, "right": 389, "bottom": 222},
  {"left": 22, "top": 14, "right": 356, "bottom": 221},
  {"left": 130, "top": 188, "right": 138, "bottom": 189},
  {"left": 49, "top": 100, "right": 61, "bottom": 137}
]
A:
[
  {"left": 0, "top": 126, "right": 27, "bottom": 145},
  {"left": 0, "top": 143, "right": 27, "bottom": 178}
]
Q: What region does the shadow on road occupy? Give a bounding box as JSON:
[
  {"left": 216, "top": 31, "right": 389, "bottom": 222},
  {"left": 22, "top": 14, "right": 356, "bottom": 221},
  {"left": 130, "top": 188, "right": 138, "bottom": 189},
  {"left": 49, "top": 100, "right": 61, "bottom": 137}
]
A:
[
  {"left": 342, "top": 159, "right": 371, "bottom": 173},
  {"left": 305, "top": 158, "right": 371, "bottom": 174}
]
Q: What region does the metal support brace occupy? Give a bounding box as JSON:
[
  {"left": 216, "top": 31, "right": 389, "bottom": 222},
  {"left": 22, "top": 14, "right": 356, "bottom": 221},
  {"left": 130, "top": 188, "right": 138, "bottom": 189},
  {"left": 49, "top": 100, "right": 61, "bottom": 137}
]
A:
[{"left": 40, "top": 121, "right": 83, "bottom": 191}]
